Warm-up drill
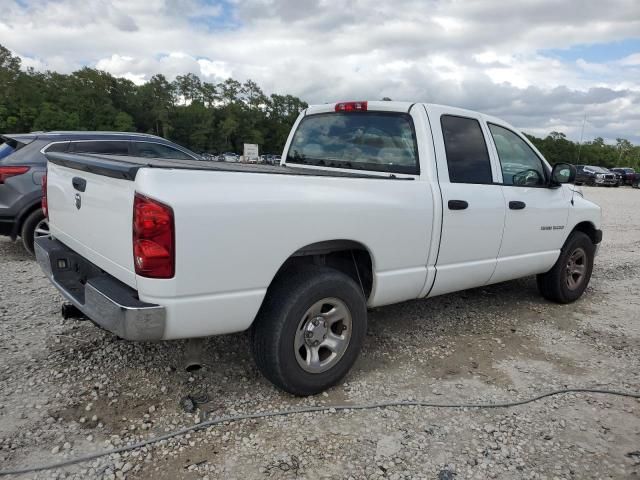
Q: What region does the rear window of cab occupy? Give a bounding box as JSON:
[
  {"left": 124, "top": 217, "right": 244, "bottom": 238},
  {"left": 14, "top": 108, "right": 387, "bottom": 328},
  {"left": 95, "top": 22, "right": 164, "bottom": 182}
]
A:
[{"left": 286, "top": 112, "right": 419, "bottom": 175}]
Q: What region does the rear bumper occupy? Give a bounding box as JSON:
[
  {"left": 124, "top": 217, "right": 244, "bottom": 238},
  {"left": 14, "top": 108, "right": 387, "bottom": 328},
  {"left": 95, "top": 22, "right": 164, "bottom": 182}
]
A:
[
  {"left": 0, "top": 217, "right": 15, "bottom": 237},
  {"left": 35, "top": 237, "right": 165, "bottom": 341}
]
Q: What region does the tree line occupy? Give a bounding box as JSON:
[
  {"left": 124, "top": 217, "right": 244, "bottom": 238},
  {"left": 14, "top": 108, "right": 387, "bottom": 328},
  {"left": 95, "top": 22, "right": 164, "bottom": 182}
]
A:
[
  {"left": 525, "top": 132, "right": 640, "bottom": 170},
  {"left": 0, "top": 44, "right": 307, "bottom": 154},
  {"left": 1, "top": 43, "right": 639, "bottom": 167}
]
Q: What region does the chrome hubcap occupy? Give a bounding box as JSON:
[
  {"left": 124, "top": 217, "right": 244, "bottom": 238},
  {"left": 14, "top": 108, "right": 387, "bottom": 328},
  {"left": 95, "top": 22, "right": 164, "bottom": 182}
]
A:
[
  {"left": 294, "top": 298, "right": 352, "bottom": 374},
  {"left": 566, "top": 247, "right": 587, "bottom": 290},
  {"left": 34, "top": 219, "right": 50, "bottom": 239}
]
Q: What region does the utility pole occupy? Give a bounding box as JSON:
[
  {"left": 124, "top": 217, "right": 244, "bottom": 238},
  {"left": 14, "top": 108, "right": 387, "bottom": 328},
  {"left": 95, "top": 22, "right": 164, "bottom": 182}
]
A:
[{"left": 576, "top": 113, "right": 587, "bottom": 164}]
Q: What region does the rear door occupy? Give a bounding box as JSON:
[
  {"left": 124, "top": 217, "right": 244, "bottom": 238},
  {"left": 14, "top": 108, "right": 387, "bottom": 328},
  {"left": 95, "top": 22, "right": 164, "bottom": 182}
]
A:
[
  {"left": 484, "top": 121, "right": 569, "bottom": 283},
  {"left": 425, "top": 106, "right": 505, "bottom": 297}
]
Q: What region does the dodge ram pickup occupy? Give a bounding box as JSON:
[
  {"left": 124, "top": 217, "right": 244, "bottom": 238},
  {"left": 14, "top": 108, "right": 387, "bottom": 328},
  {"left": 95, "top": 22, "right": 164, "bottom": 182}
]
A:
[{"left": 35, "top": 101, "right": 602, "bottom": 396}]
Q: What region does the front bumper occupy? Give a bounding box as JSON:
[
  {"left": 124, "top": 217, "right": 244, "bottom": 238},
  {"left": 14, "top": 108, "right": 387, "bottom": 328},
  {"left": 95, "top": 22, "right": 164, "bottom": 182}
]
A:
[
  {"left": 594, "top": 178, "right": 617, "bottom": 185},
  {"left": 35, "top": 237, "right": 165, "bottom": 340}
]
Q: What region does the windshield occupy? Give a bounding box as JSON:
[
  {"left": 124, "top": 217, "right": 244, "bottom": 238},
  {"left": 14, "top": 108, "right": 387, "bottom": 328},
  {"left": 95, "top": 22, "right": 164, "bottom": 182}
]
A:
[{"left": 286, "top": 112, "right": 419, "bottom": 174}]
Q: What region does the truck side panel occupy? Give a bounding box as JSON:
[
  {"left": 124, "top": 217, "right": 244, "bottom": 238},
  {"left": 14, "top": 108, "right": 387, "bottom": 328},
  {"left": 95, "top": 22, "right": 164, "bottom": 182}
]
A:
[{"left": 134, "top": 169, "right": 434, "bottom": 338}]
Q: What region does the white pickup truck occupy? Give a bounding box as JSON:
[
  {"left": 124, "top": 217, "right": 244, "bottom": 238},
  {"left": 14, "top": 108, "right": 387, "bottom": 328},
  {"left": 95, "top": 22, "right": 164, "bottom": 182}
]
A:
[{"left": 36, "top": 101, "right": 602, "bottom": 395}]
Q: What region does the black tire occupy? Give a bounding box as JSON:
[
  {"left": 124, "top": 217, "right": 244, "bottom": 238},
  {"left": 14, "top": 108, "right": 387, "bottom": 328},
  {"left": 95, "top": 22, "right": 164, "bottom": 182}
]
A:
[
  {"left": 20, "top": 209, "right": 47, "bottom": 255},
  {"left": 537, "top": 231, "right": 595, "bottom": 304},
  {"left": 250, "top": 266, "right": 367, "bottom": 396}
]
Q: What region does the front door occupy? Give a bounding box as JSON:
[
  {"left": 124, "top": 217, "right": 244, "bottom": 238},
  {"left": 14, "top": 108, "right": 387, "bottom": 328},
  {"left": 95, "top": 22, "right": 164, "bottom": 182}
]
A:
[
  {"left": 485, "top": 122, "right": 570, "bottom": 284},
  {"left": 425, "top": 106, "right": 506, "bottom": 297}
]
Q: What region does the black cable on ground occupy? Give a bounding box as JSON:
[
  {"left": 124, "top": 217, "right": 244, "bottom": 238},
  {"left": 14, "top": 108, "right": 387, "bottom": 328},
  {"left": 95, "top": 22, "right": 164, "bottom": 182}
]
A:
[{"left": 1, "top": 387, "right": 638, "bottom": 476}]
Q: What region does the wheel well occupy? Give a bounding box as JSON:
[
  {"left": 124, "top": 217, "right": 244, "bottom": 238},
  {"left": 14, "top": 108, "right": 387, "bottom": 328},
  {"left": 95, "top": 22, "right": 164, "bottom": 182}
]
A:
[
  {"left": 273, "top": 240, "right": 374, "bottom": 299},
  {"left": 571, "top": 221, "right": 600, "bottom": 244},
  {"left": 12, "top": 202, "right": 43, "bottom": 238}
]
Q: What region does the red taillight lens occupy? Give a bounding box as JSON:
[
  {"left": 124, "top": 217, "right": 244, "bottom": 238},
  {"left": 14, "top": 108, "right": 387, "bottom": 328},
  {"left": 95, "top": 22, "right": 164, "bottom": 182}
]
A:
[
  {"left": 133, "top": 193, "right": 174, "bottom": 278},
  {"left": 335, "top": 101, "right": 368, "bottom": 112},
  {"left": 0, "top": 166, "right": 30, "bottom": 183},
  {"left": 41, "top": 173, "right": 48, "bottom": 218}
]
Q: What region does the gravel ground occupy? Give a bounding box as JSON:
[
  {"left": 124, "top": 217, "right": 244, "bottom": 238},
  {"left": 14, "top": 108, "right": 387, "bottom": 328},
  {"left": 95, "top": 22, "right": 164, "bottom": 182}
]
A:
[{"left": 1, "top": 186, "right": 639, "bottom": 480}]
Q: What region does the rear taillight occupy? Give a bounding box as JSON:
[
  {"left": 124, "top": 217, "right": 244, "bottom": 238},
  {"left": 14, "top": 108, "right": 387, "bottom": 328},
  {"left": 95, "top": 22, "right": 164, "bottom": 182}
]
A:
[
  {"left": 335, "top": 101, "right": 368, "bottom": 112},
  {"left": 41, "top": 173, "right": 48, "bottom": 218},
  {"left": 133, "top": 193, "right": 174, "bottom": 278},
  {"left": 0, "top": 166, "right": 30, "bottom": 184}
]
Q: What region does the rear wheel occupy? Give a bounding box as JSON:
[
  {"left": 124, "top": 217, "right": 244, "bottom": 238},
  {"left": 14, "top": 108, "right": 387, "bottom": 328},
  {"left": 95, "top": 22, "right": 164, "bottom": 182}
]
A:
[
  {"left": 537, "top": 231, "right": 595, "bottom": 303},
  {"left": 250, "top": 266, "right": 367, "bottom": 396},
  {"left": 21, "top": 209, "right": 50, "bottom": 255}
]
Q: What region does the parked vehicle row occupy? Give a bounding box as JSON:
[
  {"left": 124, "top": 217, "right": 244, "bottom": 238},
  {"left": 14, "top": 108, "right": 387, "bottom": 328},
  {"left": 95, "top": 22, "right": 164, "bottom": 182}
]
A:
[
  {"left": 201, "top": 152, "right": 282, "bottom": 164},
  {"left": 35, "top": 100, "right": 602, "bottom": 396},
  {"left": 575, "top": 164, "right": 639, "bottom": 188},
  {"left": 611, "top": 167, "right": 639, "bottom": 187},
  {"left": 0, "top": 132, "right": 201, "bottom": 254}
]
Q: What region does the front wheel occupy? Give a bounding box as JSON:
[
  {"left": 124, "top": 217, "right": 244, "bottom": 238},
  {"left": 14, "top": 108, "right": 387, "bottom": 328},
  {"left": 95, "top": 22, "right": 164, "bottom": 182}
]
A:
[
  {"left": 250, "top": 266, "right": 367, "bottom": 396},
  {"left": 21, "top": 209, "right": 50, "bottom": 255},
  {"left": 537, "top": 231, "right": 595, "bottom": 303}
]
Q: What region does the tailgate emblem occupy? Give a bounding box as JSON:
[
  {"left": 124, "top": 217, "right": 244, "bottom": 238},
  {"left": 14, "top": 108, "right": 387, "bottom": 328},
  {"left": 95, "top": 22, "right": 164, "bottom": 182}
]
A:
[{"left": 75, "top": 193, "right": 81, "bottom": 210}]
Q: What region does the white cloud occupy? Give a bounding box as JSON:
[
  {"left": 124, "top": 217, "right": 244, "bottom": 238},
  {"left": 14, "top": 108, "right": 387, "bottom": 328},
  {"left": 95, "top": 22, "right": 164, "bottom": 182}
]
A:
[{"left": 2, "top": 0, "right": 640, "bottom": 141}]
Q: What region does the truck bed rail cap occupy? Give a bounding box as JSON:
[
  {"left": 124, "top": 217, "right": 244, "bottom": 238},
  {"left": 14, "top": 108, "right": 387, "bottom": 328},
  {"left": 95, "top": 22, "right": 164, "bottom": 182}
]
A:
[{"left": 45, "top": 152, "right": 141, "bottom": 180}]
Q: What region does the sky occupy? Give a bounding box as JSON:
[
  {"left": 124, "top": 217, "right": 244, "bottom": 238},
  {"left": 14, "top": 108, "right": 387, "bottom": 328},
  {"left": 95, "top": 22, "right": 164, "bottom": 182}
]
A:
[{"left": 1, "top": 0, "right": 640, "bottom": 143}]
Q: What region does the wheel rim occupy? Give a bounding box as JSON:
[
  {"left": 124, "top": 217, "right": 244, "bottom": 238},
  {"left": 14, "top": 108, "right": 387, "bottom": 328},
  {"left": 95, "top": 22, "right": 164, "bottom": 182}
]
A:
[
  {"left": 566, "top": 247, "right": 587, "bottom": 290},
  {"left": 34, "top": 218, "right": 51, "bottom": 239},
  {"left": 294, "top": 297, "right": 352, "bottom": 374}
]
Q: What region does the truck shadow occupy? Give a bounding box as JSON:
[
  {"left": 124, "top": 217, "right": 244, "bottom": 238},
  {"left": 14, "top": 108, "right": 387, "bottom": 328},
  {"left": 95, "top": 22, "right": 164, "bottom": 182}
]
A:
[{"left": 0, "top": 237, "right": 31, "bottom": 261}]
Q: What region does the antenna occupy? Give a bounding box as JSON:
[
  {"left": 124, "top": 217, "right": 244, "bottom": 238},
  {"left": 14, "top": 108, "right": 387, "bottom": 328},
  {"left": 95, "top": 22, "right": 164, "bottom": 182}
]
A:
[{"left": 576, "top": 113, "right": 587, "bottom": 164}]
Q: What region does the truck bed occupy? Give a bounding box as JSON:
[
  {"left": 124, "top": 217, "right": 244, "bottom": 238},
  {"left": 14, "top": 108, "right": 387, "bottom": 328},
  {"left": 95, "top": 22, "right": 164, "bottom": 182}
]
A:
[{"left": 46, "top": 152, "right": 404, "bottom": 180}]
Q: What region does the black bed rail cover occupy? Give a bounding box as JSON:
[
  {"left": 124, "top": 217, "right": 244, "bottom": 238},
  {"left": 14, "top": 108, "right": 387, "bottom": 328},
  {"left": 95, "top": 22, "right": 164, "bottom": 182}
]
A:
[{"left": 45, "top": 152, "right": 414, "bottom": 181}]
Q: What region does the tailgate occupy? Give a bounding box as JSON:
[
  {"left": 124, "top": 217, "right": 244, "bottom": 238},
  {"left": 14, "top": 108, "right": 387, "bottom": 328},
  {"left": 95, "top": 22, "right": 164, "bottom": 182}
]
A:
[{"left": 45, "top": 153, "right": 138, "bottom": 288}]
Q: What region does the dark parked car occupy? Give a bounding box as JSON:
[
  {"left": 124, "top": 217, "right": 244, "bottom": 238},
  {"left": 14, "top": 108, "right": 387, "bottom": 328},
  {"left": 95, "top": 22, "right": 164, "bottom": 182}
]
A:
[
  {"left": 611, "top": 167, "right": 639, "bottom": 188},
  {"left": 0, "top": 131, "right": 201, "bottom": 254},
  {"left": 574, "top": 165, "right": 618, "bottom": 187},
  {"left": 600, "top": 167, "right": 623, "bottom": 187}
]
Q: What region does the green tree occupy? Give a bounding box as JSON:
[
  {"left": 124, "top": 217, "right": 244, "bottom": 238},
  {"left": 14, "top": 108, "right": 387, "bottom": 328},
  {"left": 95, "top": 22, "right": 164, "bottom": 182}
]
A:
[{"left": 114, "top": 111, "right": 134, "bottom": 131}]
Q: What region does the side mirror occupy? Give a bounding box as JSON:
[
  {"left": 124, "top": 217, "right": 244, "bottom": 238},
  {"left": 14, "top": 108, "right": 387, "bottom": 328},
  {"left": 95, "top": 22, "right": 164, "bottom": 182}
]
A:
[{"left": 550, "top": 163, "right": 576, "bottom": 186}]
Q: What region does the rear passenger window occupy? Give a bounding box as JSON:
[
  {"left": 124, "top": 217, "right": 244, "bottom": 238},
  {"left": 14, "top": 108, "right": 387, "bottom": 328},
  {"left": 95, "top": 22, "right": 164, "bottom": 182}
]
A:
[
  {"left": 134, "top": 142, "right": 193, "bottom": 160},
  {"left": 72, "top": 141, "right": 129, "bottom": 155},
  {"left": 441, "top": 115, "right": 493, "bottom": 184},
  {"left": 44, "top": 142, "right": 69, "bottom": 153}
]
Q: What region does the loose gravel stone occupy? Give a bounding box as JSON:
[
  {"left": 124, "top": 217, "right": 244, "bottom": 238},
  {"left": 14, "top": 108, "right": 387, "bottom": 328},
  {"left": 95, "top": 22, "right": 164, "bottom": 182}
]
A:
[{"left": 0, "top": 187, "right": 638, "bottom": 479}]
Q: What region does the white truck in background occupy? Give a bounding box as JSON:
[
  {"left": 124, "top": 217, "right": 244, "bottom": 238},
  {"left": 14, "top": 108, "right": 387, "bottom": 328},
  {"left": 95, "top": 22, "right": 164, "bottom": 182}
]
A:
[{"left": 36, "top": 101, "right": 602, "bottom": 395}]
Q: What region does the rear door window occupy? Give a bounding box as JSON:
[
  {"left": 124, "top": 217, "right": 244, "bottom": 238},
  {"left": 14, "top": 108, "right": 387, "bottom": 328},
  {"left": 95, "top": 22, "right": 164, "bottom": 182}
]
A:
[
  {"left": 133, "top": 142, "right": 194, "bottom": 160},
  {"left": 440, "top": 115, "right": 493, "bottom": 184},
  {"left": 71, "top": 141, "right": 130, "bottom": 155},
  {"left": 286, "top": 112, "right": 419, "bottom": 174},
  {"left": 44, "top": 142, "right": 69, "bottom": 153}
]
